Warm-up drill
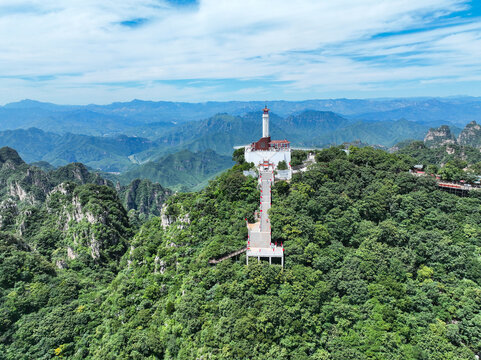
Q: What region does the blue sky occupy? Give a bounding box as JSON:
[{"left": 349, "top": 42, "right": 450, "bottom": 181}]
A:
[{"left": 0, "top": 0, "right": 480, "bottom": 104}]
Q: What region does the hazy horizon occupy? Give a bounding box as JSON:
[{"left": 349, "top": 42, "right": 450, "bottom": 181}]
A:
[
  {"left": 2, "top": 94, "right": 481, "bottom": 107},
  {"left": 1, "top": 0, "right": 480, "bottom": 104}
]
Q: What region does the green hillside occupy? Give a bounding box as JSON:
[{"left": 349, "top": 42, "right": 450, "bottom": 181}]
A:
[
  {"left": 279, "top": 110, "right": 351, "bottom": 141},
  {"left": 1, "top": 146, "right": 481, "bottom": 358},
  {"left": 132, "top": 113, "right": 265, "bottom": 161},
  {"left": 118, "top": 149, "right": 234, "bottom": 191},
  {"left": 118, "top": 179, "right": 172, "bottom": 220},
  {"left": 0, "top": 128, "right": 153, "bottom": 172},
  {"left": 135, "top": 112, "right": 433, "bottom": 162}
]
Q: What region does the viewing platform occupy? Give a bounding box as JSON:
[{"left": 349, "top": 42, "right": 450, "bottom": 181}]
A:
[
  {"left": 246, "top": 246, "right": 284, "bottom": 265},
  {"left": 410, "top": 168, "right": 481, "bottom": 196}
]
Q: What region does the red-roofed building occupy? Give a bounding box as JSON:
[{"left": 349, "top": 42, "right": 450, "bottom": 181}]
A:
[{"left": 244, "top": 107, "right": 291, "bottom": 178}]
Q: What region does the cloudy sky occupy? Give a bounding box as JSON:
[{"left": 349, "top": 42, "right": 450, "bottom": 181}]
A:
[{"left": 0, "top": 0, "right": 480, "bottom": 104}]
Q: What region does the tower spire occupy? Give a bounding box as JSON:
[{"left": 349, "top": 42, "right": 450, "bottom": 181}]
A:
[{"left": 262, "top": 105, "right": 270, "bottom": 138}]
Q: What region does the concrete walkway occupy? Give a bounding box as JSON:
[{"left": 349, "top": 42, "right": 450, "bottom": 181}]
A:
[
  {"left": 209, "top": 247, "right": 247, "bottom": 264},
  {"left": 246, "top": 167, "right": 283, "bottom": 266},
  {"left": 259, "top": 170, "right": 272, "bottom": 232}
]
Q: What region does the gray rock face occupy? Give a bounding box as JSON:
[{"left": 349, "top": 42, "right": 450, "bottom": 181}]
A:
[
  {"left": 121, "top": 179, "right": 171, "bottom": 217},
  {"left": 161, "top": 204, "right": 175, "bottom": 229},
  {"left": 424, "top": 125, "right": 456, "bottom": 148},
  {"left": 458, "top": 121, "right": 481, "bottom": 148}
]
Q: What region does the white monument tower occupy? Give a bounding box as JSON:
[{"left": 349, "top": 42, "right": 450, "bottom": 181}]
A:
[
  {"left": 262, "top": 106, "right": 269, "bottom": 138},
  {"left": 244, "top": 106, "right": 291, "bottom": 178}
]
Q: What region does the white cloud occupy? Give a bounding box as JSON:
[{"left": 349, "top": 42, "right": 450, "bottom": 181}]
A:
[{"left": 0, "top": 0, "right": 479, "bottom": 103}]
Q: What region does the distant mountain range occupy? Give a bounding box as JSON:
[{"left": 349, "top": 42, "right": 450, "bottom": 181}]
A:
[
  {"left": 0, "top": 111, "right": 434, "bottom": 172},
  {"left": 1, "top": 97, "right": 480, "bottom": 190},
  {"left": 1, "top": 97, "right": 480, "bottom": 136}
]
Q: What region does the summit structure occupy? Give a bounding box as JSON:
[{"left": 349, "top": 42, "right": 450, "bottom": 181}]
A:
[
  {"left": 245, "top": 106, "right": 291, "bottom": 266},
  {"left": 244, "top": 106, "right": 292, "bottom": 179}
]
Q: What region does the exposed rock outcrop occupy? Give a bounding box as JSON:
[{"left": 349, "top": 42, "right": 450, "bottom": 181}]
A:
[
  {"left": 67, "top": 246, "right": 77, "bottom": 259},
  {"left": 0, "top": 199, "right": 18, "bottom": 229},
  {"left": 154, "top": 255, "right": 166, "bottom": 274},
  {"left": 424, "top": 125, "right": 456, "bottom": 148},
  {"left": 56, "top": 260, "right": 67, "bottom": 269},
  {"left": 161, "top": 204, "right": 175, "bottom": 229},
  {"left": 119, "top": 178, "right": 171, "bottom": 217},
  {"left": 9, "top": 182, "right": 30, "bottom": 202},
  {"left": 458, "top": 121, "right": 481, "bottom": 148}
]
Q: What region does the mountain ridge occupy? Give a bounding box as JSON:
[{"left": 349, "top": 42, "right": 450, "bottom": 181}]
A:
[
  {"left": 1, "top": 97, "right": 480, "bottom": 136},
  {"left": 0, "top": 111, "right": 441, "bottom": 179}
]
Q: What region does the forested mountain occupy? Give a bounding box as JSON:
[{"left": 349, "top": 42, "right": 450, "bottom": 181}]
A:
[
  {"left": 396, "top": 139, "right": 481, "bottom": 165},
  {"left": 117, "top": 149, "right": 234, "bottom": 191},
  {"left": 458, "top": 121, "right": 481, "bottom": 148},
  {"left": 389, "top": 122, "right": 481, "bottom": 179},
  {"left": 0, "top": 147, "right": 170, "bottom": 223},
  {"left": 2, "top": 145, "right": 481, "bottom": 358},
  {"left": 393, "top": 121, "right": 481, "bottom": 168},
  {"left": 0, "top": 128, "right": 154, "bottom": 172},
  {"left": 423, "top": 125, "right": 457, "bottom": 148},
  {"left": 282, "top": 110, "right": 350, "bottom": 134},
  {"left": 118, "top": 179, "right": 172, "bottom": 219},
  {"left": 0, "top": 111, "right": 434, "bottom": 180}
]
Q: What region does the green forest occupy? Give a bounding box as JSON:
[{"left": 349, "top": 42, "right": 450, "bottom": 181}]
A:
[{"left": 1, "top": 145, "right": 481, "bottom": 359}]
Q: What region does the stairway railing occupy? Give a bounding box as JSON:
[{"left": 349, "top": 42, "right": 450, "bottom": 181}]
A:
[{"left": 209, "top": 247, "right": 247, "bottom": 264}]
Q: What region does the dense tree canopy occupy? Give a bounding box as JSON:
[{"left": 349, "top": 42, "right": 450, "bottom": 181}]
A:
[{"left": 2, "top": 146, "right": 481, "bottom": 359}]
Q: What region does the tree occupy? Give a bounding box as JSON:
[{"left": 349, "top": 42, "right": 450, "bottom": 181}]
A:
[
  {"left": 439, "top": 162, "right": 464, "bottom": 181},
  {"left": 426, "top": 164, "right": 439, "bottom": 175},
  {"left": 315, "top": 146, "right": 346, "bottom": 163},
  {"left": 291, "top": 150, "right": 308, "bottom": 167},
  {"left": 277, "top": 160, "right": 288, "bottom": 170},
  {"left": 232, "top": 148, "right": 245, "bottom": 164}
]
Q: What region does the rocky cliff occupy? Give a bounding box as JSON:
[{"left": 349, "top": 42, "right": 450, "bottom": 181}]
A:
[
  {"left": 0, "top": 146, "right": 170, "bottom": 267},
  {"left": 424, "top": 125, "right": 456, "bottom": 148},
  {"left": 457, "top": 120, "right": 481, "bottom": 148},
  {"left": 118, "top": 178, "right": 172, "bottom": 218}
]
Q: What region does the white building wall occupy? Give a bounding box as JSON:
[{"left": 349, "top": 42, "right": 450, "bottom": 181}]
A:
[
  {"left": 276, "top": 170, "right": 291, "bottom": 180},
  {"left": 245, "top": 148, "right": 291, "bottom": 167}
]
